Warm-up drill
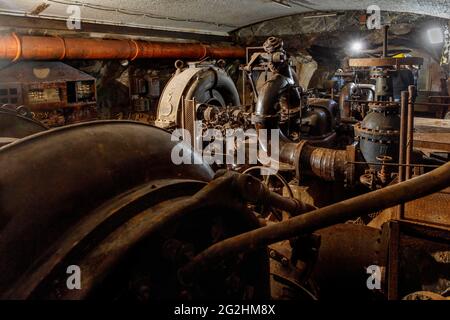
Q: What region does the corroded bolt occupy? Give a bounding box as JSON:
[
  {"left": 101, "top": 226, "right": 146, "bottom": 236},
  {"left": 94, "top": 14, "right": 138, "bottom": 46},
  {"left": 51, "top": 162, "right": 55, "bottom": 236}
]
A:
[{"left": 269, "top": 250, "right": 277, "bottom": 258}]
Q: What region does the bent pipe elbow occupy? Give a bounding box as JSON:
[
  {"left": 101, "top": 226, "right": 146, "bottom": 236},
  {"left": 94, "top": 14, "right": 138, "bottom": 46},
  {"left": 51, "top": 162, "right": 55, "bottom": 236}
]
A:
[
  {"left": 253, "top": 74, "right": 290, "bottom": 127},
  {"left": 339, "top": 82, "right": 356, "bottom": 119},
  {"left": 253, "top": 77, "right": 348, "bottom": 182},
  {"left": 356, "top": 84, "right": 376, "bottom": 99},
  {"left": 252, "top": 74, "right": 295, "bottom": 160},
  {"left": 339, "top": 83, "right": 376, "bottom": 119}
]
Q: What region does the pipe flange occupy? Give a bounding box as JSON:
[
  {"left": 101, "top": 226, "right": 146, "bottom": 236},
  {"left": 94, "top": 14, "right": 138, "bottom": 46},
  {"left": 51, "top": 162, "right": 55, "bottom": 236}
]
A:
[
  {"left": 294, "top": 140, "right": 308, "bottom": 181},
  {"left": 355, "top": 123, "right": 400, "bottom": 137},
  {"left": 11, "top": 33, "right": 22, "bottom": 62},
  {"left": 368, "top": 102, "right": 399, "bottom": 113}
]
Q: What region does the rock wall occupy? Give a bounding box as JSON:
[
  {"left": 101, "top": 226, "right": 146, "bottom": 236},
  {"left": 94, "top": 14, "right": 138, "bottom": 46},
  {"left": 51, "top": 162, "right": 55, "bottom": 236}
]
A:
[{"left": 234, "top": 11, "right": 449, "bottom": 90}]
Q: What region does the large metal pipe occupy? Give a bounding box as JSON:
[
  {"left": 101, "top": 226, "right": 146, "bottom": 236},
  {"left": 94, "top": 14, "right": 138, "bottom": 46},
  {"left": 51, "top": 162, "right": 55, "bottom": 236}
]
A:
[
  {"left": 304, "top": 146, "right": 348, "bottom": 181},
  {"left": 0, "top": 33, "right": 245, "bottom": 61},
  {"left": 255, "top": 108, "right": 348, "bottom": 183},
  {"left": 254, "top": 74, "right": 290, "bottom": 127},
  {"left": 250, "top": 52, "right": 348, "bottom": 182},
  {"left": 180, "top": 160, "right": 450, "bottom": 282}
]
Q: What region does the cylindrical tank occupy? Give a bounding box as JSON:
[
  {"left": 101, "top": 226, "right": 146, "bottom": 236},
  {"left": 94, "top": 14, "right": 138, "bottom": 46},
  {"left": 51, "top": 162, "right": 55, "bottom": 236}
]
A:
[{"left": 355, "top": 102, "right": 400, "bottom": 167}]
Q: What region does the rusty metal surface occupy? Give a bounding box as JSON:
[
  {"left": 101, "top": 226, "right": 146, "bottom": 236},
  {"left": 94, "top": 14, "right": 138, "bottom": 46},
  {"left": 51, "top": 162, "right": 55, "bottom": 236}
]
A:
[
  {"left": 268, "top": 239, "right": 318, "bottom": 300},
  {"left": 0, "top": 33, "right": 245, "bottom": 61},
  {"left": 4, "top": 180, "right": 207, "bottom": 299},
  {"left": 396, "top": 220, "right": 450, "bottom": 298},
  {"left": 386, "top": 221, "right": 400, "bottom": 299},
  {"left": 370, "top": 188, "right": 450, "bottom": 229},
  {"left": 10, "top": 171, "right": 272, "bottom": 300},
  {"left": 0, "top": 121, "right": 213, "bottom": 295},
  {"left": 180, "top": 161, "right": 450, "bottom": 281},
  {"left": 403, "top": 291, "right": 449, "bottom": 300},
  {"left": 404, "top": 189, "right": 450, "bottom": 227},
  {"left": 308, "top": 147, "right": 348, "bottom": 182},
  {"left": 290, "top": 143, "right": 351, "bottom": 183},
  {"left": 313, "top": 224, "right": 384, "bottom": 300},
  {"left": 38, "top": 197, "right": 269, "bottom": 300}
]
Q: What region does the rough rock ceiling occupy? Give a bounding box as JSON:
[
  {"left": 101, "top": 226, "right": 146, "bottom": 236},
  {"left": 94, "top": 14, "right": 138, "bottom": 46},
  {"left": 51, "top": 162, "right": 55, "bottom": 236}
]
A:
[{"left": 0, "top": 0, "right": 448, "bottom": 36}]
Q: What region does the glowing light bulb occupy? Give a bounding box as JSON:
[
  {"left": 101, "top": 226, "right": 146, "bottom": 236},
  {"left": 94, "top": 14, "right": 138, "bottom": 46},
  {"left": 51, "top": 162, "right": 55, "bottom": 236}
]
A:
[
  {"left": 351, "top": 41, "right": 363, "bottom": 52},
  {"left": 427, "top": 28, "right": 444, "bottom": 44}
]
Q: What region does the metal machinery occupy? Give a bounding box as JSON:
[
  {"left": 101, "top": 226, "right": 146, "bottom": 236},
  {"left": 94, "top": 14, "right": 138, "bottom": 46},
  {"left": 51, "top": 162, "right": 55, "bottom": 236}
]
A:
[
  {"left": 156, "top": 37, "right": 339, "bottom": 148},
  {"left": 0, "top": 32, "right": 449, "bottom": 301},
  {"left": 0, "top": 62, "right": 97, "bottom": 127},
  {"left": 154, "top": 32, "right": 431, "bottom": 189},
  {"left": 156, "top": 32, "right": 449, "bottom": 300},
  {"left": 0, "top": 120, "right": 448, "bottom": 300}
]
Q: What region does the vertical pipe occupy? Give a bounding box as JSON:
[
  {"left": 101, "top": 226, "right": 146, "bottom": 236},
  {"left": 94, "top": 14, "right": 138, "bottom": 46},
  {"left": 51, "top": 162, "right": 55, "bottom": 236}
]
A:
[
  {"left": 406, "top": 86, "right": 416, "bottom": 180},
  {"left": 242, "top": 69, "right": 246, "bottom": 106},
  {"left": 397, "top": 91, "right": 409, "bottom": 219},
  {"left": 383, "top": 25, "right": 389, "bottom": 58},
  {"left": 398, "top": 91, "right": 408, "bottom": 182}
]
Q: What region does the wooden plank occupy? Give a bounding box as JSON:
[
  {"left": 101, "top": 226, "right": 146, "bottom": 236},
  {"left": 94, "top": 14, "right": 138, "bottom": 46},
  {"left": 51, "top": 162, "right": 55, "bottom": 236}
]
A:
[
  {"left": 415, "top": 117, "right": 450, "bottom": 133},
  {"left": 348, "top": 57, "right": 424, "bottom": 67},
  {"left": 414, "top": 132, "right": 450, "bottom": 152}
]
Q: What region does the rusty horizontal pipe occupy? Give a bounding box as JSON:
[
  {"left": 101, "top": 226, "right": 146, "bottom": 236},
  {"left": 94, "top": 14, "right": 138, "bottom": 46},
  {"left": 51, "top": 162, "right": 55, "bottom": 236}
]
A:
[
  {"left": 180, "top": 161, "right": 450, "bottom": 283},
  {"left": 0, "top": 33, "right": 245, "bottom": 61}
]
